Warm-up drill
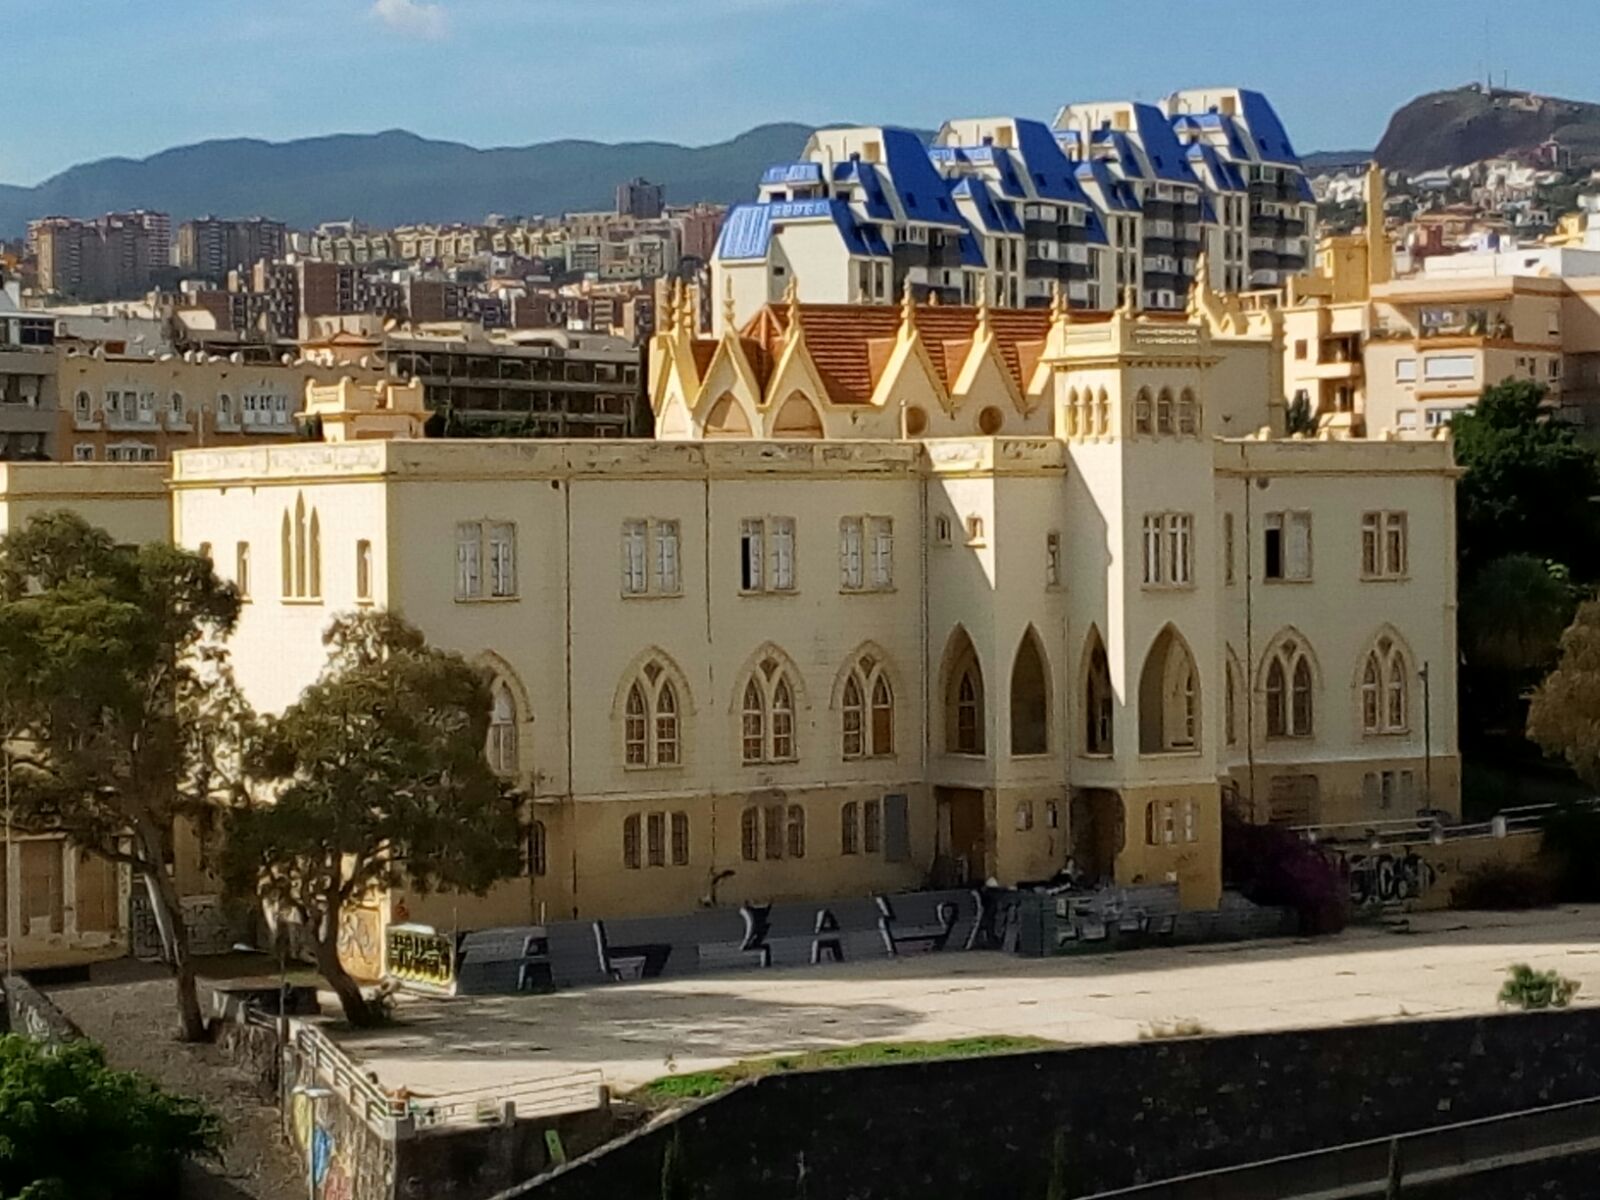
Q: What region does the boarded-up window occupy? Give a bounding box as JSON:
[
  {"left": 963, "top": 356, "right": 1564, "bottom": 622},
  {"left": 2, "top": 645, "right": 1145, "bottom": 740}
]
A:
[{"left": 883, "top": 793, "right": 910, "bottom": 863}]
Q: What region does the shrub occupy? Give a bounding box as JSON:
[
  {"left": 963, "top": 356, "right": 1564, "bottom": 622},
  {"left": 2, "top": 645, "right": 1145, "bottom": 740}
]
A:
[
  {"left": 1449, "top": 859, "right": 1558, "bottom": 910},
  {"left": 1498, "top": 964, "right": 1581, "bottom": 1010},
  {"left": 1223, "top": 810, "right": 1349, "bottom": 935}
]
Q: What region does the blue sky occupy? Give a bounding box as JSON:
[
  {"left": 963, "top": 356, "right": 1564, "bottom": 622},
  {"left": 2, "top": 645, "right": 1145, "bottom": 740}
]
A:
[{"left": 4, "top": 0, "right": 1599, "bottom": 184}]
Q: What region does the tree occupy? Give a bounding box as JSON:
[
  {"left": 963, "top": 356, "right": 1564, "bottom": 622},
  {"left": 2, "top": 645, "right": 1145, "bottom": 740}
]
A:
[
  {"left": 1284, "top": 392, "right": 1317, "bottom": 436},
  {"left": 1462, "top": 555, "right": 1577, "bottom": 674},
  {"left": 0, "top": 512, "right": 247, "bottom": 1042},
  {"left": 1528, "top": 598, "right": 1600, "bottom": 789},
  {"left": 1450, "top": 379, "right": 1600, "bottom": 580},
  {"left": 224, "top": 611, "right": 522, "bottom": 1026},
  {"left": 0, "top": 1035, "right": 222, "bottom": 1199}
]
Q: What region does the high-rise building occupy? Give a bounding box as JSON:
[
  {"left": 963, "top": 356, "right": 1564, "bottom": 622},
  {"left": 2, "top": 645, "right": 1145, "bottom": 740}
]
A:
[
  {"left": 616, "top": 176, "right": 666, "bottom": 220},
  {"left": 30, "top": 210, "right": 171, "bottom": 300},
  {"left": 177, "top": 216, "right": 288, "bottom": 280}
]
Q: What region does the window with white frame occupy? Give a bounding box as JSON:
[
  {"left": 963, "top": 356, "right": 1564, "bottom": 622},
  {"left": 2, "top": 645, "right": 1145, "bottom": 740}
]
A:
[
  {"left": 487, "top": 682, "right": 519, "bottom": 775},
  {"left": 1263, "top": 511, "right": 1311, "bottom": 581},
  {"left": 839, "top": 516, "right": 892, "bottom": 591},
  {"left": 841, "top": 652, "right": 893, "bottom": 759},
  {"left": 624, "top": 657, "right": 681, "bottom": 767},
  {"left": 1361, "top": 635, "right": 1409, "bottom": 735},
  {"left": 456, "top": 520, "right": 517, "bottom": 599},
  {"left": 73, "top": 444, "right": 94, "bottom": 462},
  {"left": 621, "top": 518, "right": 681, "bottom": 596},
  {"left": 1361, "top": 511, "right": 1407, "bottom": 579},
  {"left": 739, "top": 517, "right": 796, "bottom": 593},
  {"left": 1141, "top": 513, "right": 1193, "bottom": 586}
]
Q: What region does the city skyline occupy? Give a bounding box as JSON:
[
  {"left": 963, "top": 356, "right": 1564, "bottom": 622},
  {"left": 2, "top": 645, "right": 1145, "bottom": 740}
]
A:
[{"left": 4, "top": 0, "right": 1599, "bottom": 186}]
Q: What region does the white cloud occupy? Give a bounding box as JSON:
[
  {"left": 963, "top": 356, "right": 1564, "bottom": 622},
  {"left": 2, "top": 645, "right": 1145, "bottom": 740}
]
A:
[{"left": 371, "top": 0, "right": 450, "bottom": 39}]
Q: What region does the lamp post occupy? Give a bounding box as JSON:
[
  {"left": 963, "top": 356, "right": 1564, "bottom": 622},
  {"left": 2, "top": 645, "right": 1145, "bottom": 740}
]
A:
[{"left": 1420, "top": 661, "right": 1432, "bottom": 809}]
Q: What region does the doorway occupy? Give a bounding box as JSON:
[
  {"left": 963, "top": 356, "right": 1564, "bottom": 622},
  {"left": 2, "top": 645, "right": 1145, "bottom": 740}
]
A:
[
  {"left": 1069, "top": 789, "right": 1124, "bottom": 886},
  {"left": 935, "top": 787, "right": 988, "bottom": 885}
]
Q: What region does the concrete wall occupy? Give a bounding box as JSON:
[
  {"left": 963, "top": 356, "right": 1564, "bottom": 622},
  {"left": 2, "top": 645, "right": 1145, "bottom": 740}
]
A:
[
  {"left": 0, "top": 973, "right": 83, "bottom": 1044},
  {"left": 1325, "top": 828, "right": 1543, "bottom": 913},
  {"left": 522, "top": 1008, "right": 1600, "bottom": 1200}
]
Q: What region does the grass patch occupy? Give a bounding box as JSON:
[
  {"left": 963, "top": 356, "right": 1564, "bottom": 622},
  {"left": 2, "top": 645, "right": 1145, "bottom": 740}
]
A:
[{"left": 635, "top": 1036, "right": 1053, "bottom": 1104}]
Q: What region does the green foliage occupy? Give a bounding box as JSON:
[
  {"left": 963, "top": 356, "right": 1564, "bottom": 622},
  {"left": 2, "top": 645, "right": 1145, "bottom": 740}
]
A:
[
  {"left": 1451, "top": 380, "right": 1600, "bottom": 580},
  {"left": 1461, "top": 555, "right": 1578, "bottom": 675},
  {"left": 1448, "top": 859, "right": 1557, "bottom": 910},
  {"left": 1528, "top": 600, "right": 1600, "bottom": 791},
  {"left": 224, "top": 610, "right": 521, "bottom": 1025},
  {"left": 0, "top": 1035, "right": 222, "bottom": 1200},
  {"left": 0, "top": 512, "right": 248, "bottom": 1039},
  {"left": 635, "top": 1037, "right": 1053, "bottom": 1104},
  {"left": 1284, "top": 393, "right": 1317, "bottom": 436},
  {"left": 1498, "top": 963, "right": 1580, "bottom": 1010}
]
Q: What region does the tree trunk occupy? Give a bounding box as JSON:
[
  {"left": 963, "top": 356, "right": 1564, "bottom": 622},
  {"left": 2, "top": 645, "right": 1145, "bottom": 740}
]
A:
[
  {"left": 143, "top": 867, "right": 207, "bottom": 1042},
  {"left": 315, "top": 918, "right": 376, "bottom": 1027}
]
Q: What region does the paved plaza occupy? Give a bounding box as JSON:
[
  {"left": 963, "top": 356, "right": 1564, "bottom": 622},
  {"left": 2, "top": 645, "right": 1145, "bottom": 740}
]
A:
[{"left": 331, "top": 906, "right": 1600, "bottom": 1102}]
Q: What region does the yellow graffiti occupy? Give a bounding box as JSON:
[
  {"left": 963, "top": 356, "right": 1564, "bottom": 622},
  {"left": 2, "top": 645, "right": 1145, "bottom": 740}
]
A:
[{"left": 290, "top": 1090, "right": 314, "bottom": 1152}]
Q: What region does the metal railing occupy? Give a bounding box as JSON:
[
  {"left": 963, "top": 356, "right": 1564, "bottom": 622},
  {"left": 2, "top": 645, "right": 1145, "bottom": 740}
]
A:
[
  {"left": 284, "top": 1016, "right": 609, "bottom": 1134},
  {"left": 1077, "top": 1093, "right": 1600, "bottom": 1199},
  {"left": 1294, "top": 803, "right": 1562, "bottom": 849}
]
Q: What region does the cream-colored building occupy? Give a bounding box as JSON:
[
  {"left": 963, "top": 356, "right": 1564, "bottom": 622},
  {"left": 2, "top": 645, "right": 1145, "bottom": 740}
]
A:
[
  {"left": 0, "top": 277, "right": 1460, "bottom": 965},
  {"left": 157, "top": 283, "right": 1459, "bottom": 943}
]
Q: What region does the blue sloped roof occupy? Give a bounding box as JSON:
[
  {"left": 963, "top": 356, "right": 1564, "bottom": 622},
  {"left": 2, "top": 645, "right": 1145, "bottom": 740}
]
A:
[
  {"left": 1200, "top": 196, "right": 1218, "bottom": 224},
  {"left": 716, "top": 203, "right": 774, "bottom": 261},
  {"left": 1015, "top": 118, "right": 1093, "bottom": 205},
  {"left": 1077, "top": 160, "right": 1142, "bottom": 212},
  {"left": 1081, "top": 206, "right": 1110, "bottom": 245},
  {"left": 994, "top": 149, "right": 1027, "bottom": 198},
  {"left": 1188, "top": 143, "right": 1247, "bottom": 192},
  {"left": 856, "top": 162, "right": 896, "bottom": 220},
  {"left": 882, "top": 127, "right": 964, "bottom": 227},
  {"left": 953, "top": 176, "right": 1023, "bottom": 236},
  {"left": 1092, "top": 130, "right": 1146, "bottom": 179},
  {"left": 761, "top": 163, "right": 823, "bottom": 186},
  {"left": 1133, "top": 102, "right": 1200, "bottom": 184},
  {"left": 1294, "top": 175, "right": 1316, "bottom": 203},
  {"left": 959, "top": 230, "right": 985, "bottom": 267},
  {"left": 715, "top": 199, "right": 890, "bottom": 261},
  {"left": 1239, "top": 89, "right": 1300, "bottom": 165}
]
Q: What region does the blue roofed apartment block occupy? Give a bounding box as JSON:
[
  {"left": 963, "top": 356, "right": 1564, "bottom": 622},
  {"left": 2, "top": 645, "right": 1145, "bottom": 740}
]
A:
[{"left": 712, "top": 88, "right": 1315, "bottom": 332}]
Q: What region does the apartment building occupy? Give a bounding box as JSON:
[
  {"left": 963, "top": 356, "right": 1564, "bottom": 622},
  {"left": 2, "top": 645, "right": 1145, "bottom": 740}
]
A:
[
  {"left": 617, "top": 177, "right": 666, "bottom": 220},
  {"left": 177, "top": 216, "right": 288, "bottom": 280},
  {"left": 713, "top": 89, "right": 1315, "bottom": 329},
  {"left": 301, "top": 320, "right": 645, "bottom": 437},
  {"left": 31, "top": 210, "right": 172, "bottom": 301},
  {"left": 0, "top": 280, "right": 59, "bottom": 459}
]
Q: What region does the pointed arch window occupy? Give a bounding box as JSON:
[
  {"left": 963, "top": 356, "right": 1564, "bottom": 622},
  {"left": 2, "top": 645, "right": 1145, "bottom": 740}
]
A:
[
  {"left": 487, "top": 681, "right": 519, "bottom": 776},
  {"left": 1065, "top": 389, "right": 1081, "bottom": 438},
  {"left": 281, "top": 492, "right": 322, "bottom": 600},
  {"left": 742, "top": 654, "right": 800, "bottom": 765},
  {"left": 1156, "top": 388, "right": 1175, "bottom": 434},
  {"left": 624, "top": 658, "right": 682, "bottom": 767},
  {"left": 1139, "top": 626, "right": 1200, "bottom": 753},
  {"left": 1134, "top": 388, "right": 1153, "bottom": 435},
  {"left": 1361, "top": 636, "right": 1409, "bottom": 734},
  {"left": 1178, "top": 388, "right": 1198, "bottom": 435},
  {"left": 1097, "top": 388, "right": 1110, "bottom": 436},
  {"left": 1084, "top": 633, "right": 1114, "bottom": 755},
  {"left": 1009, "top": 633, "right": 1050, "bottom": 756},
  {"left": 841, "top": 653, "right": 894, "bottom": 759},
  {"left": 1265, "top": 637, "right": 1315, "bottom": 738}
]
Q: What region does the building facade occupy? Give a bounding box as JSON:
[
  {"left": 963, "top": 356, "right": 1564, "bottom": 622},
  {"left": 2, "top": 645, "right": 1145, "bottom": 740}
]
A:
[
  {"left": 712, "top": 89, "right": 1315, "bottom": 330},
  {"left": 157, "top": 286, "right": 1457, "bottom": 945}
]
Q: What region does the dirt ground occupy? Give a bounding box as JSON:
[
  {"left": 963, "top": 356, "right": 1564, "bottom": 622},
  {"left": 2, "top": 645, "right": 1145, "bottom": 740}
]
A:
[{"left": 47, "top": 959, "right": 304, "bottom": 1200}]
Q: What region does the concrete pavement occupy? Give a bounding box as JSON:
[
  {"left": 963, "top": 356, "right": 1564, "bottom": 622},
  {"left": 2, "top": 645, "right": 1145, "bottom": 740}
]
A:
[{"left": 329, "top": 906, "right": 1600, "bottom": 1101}]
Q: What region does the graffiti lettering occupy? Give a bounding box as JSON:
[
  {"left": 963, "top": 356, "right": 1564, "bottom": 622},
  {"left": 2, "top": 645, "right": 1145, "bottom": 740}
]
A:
[
  {"left": 385, "top": 926, "right": 456, "bottom": 992},
  {"left": 1341, "top": 849, "right": 1437, "bottom": 909}
]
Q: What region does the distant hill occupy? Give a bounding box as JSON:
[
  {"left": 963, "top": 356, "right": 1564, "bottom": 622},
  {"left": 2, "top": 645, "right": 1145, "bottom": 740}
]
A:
[
  {"left": 0, "top": 124, "right": 822, "bottom": 236},
  {"left": 1375, "top": 85, "right": 1600, "bottom": 172},
  {"left": 1301, "top": 149, "right": 1372, "bottom": 174}
]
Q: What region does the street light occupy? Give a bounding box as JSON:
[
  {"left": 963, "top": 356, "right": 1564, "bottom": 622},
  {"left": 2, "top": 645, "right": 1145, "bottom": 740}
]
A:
[{"left": 1419, "top": 661, "right": 1432, "bottom": 808}]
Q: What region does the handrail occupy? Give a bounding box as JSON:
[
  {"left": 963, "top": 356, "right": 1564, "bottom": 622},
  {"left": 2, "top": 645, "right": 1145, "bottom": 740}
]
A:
[{"left": 1078, "top": 1093, "right": 1600, "bottom": 1198}]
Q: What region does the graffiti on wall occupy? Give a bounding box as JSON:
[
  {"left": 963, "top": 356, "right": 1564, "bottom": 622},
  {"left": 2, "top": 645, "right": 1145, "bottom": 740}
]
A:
[
  {"left": 385, "top": 924, "right": 456, "bottom": 993},
  {"left": 1339, "top": 848, "right": 1437, "bottom": 910}
]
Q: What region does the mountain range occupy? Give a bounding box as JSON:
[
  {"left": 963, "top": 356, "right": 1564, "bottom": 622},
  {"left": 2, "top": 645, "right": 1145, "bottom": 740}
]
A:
[
  {"left": 0, "top": 124, "right": 820, "bottom": 236},
  {"left": 8, "top": 85, "right": 1600, "bottom": 237}
]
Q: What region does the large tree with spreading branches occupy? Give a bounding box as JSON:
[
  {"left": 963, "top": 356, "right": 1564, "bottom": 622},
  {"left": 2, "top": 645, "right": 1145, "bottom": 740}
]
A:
[
  {"left": 224, "top": 611, "right": 521, "bottom": 1026},
  {"left": 0, "top": 512, "right": 247, "bottom": 1041}
]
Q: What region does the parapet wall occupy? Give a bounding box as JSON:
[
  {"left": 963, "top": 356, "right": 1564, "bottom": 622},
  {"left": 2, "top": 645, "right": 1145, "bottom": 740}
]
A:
[{"left": 522, "top": 1007, "right": 1600, "bottom": 1200}]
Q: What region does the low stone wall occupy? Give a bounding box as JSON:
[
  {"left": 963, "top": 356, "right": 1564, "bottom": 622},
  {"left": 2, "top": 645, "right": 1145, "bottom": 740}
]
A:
[
  {"left": 1327, "top": 829, "right": 1543, "bottom": 913},
  {"left": 0, "top": 974, "right": 83, "bottom": 1045},
  {"left": 393, "top": 1108, "right": 622, "bottom": 1200},
  {"left": 518, "top": 1008, "right": 1600, "bottom": 1200}
]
